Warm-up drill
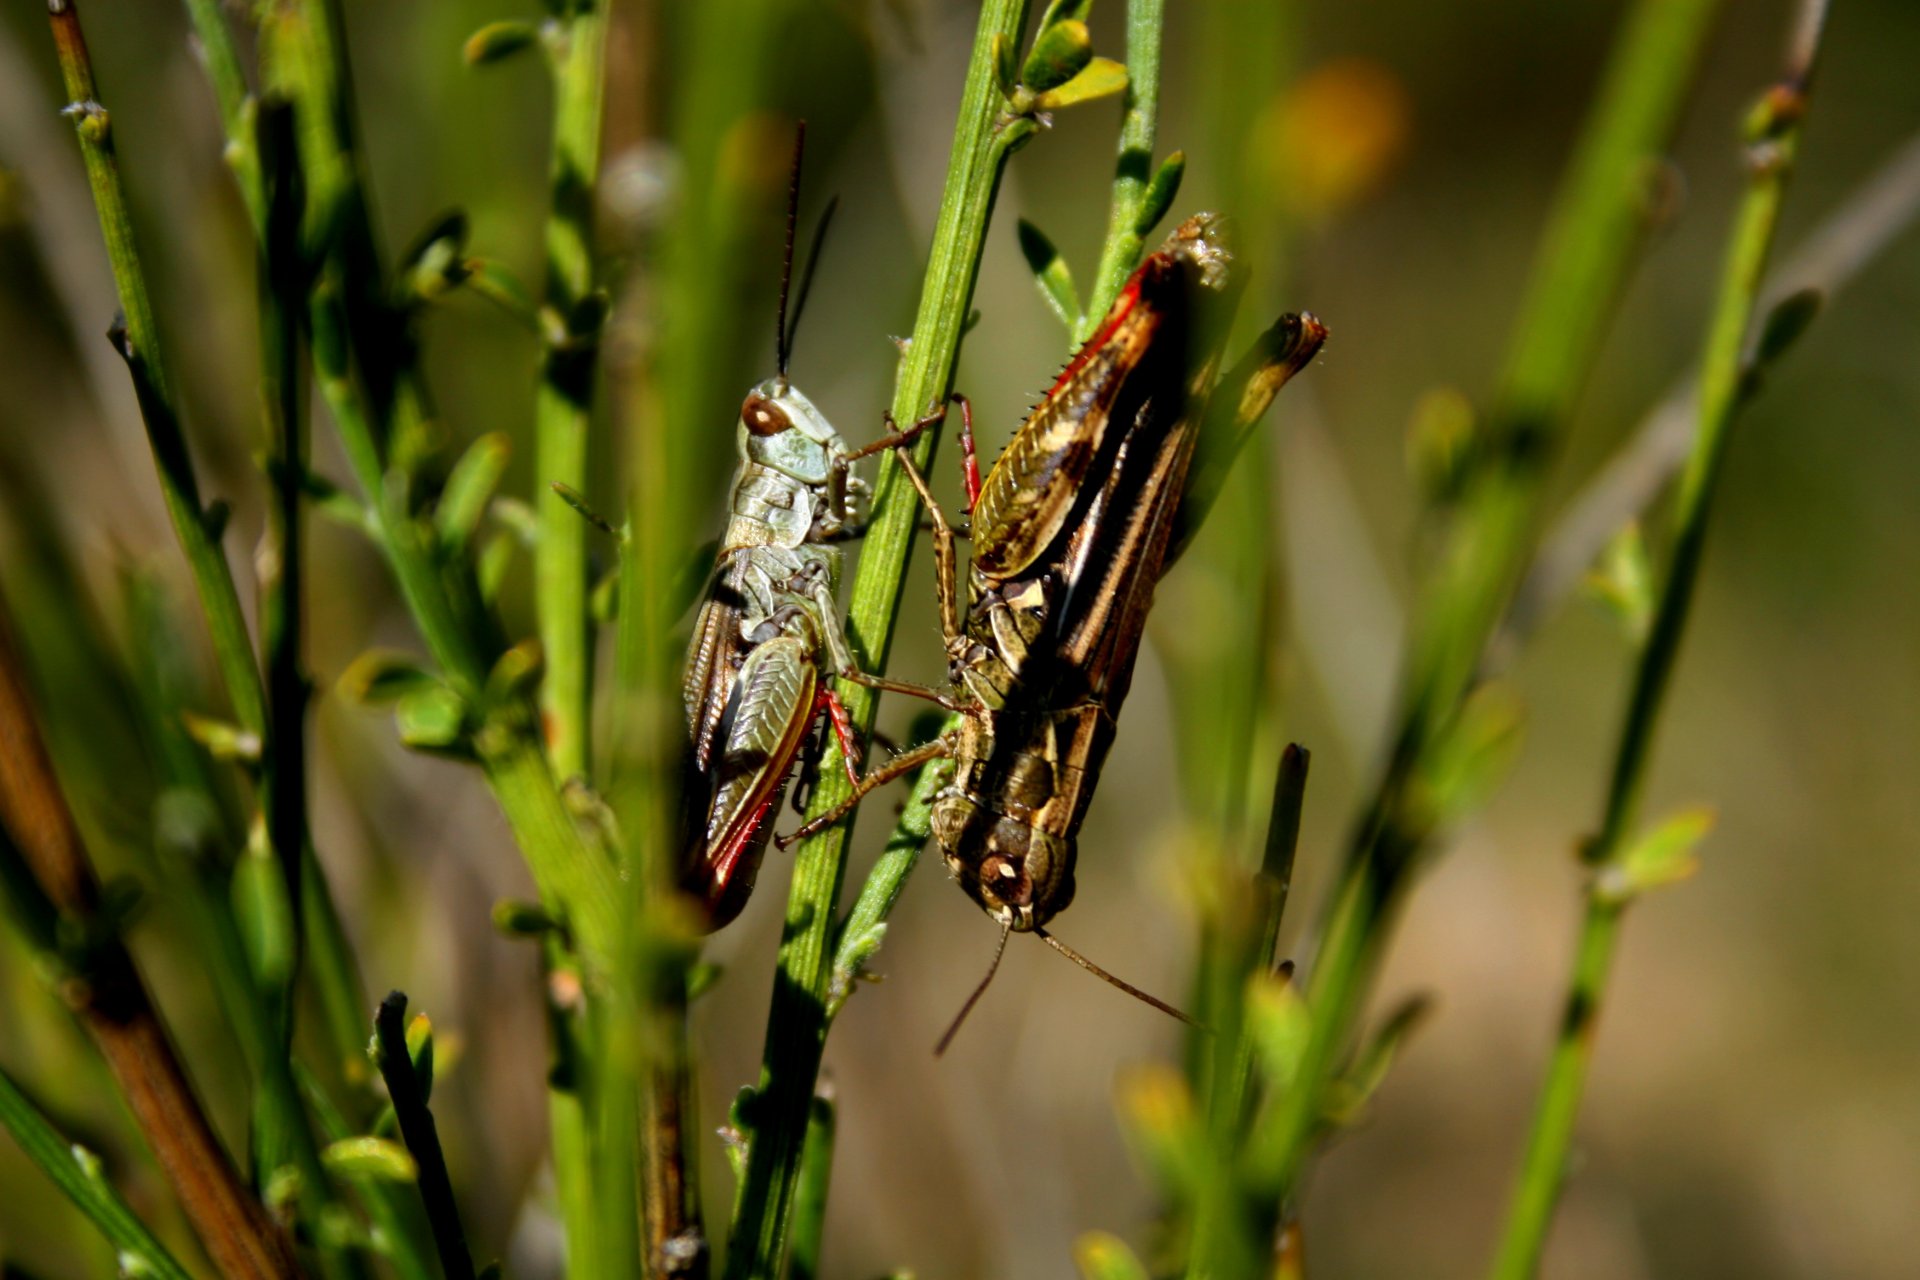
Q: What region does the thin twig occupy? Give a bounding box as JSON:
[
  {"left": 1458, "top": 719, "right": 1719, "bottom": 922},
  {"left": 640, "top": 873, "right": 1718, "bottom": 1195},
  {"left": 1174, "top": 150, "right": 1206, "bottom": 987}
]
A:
[
  {"left": 1488, "top": 10, "right": 1828, "bottom": 1272},
  {"left": 0, "top": 591, "right": 298, "bottom": 1280},
  {"left": 1498, "top": 125, "right": 1920, "bottom": 653}
]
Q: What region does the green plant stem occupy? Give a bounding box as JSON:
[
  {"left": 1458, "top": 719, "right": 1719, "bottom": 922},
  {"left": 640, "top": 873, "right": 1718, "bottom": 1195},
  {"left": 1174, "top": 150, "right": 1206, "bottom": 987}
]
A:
[
  {"left": 1488, "top": 11, "right": 1824, "bottom": 1275},
  {"left": 1250, "top": 0, "right": 1722, "bottom": 1200},
  {"left": 787, "top": 1088, "right": 837, "bottom": 1280},
  {"left": 175, "top": 0, "right": 372, "bottom": 1089},
  {"left": 374, "top": 992, "right": 476, "bottom": 1280},
  {"left": 48, "top": 0, "right": 267, "bottom": 791},
  {"left": 528, "top": 11, "right": 611, "bottom": 1262},
  {"left": 536, "top": 0, "right": 611, "bottom": 784},
  {"left": 1079, "top": 0, "right": 1163, "bottom": 340},
  {"left": 826, "top": 748, "right": 955, "bottom": 1019},
  {"left": 723, "top": 5, "right": 1035, "bottom": 1275},
  {"left": 0, "top": 1066, "right": 196, "bottom": 1280}
]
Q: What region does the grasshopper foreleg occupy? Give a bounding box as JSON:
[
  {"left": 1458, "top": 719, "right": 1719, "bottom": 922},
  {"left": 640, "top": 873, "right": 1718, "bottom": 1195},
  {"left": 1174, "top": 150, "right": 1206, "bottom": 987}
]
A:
[{"left": 774, "top": 734, "right": 954, "bottom": 850}]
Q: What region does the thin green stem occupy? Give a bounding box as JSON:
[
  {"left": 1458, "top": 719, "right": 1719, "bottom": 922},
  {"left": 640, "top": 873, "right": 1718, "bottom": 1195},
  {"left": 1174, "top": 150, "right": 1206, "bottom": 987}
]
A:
[
  {"left": 0, "top": 1066, "right": 196, "bottom": 1280},
  {"left": 536, "top": 0, "right": 611, "bottom": 783},
  {"left": 1252, "top": 0, "right": 1724, "bottom": 1199},
  {"left": 1489, "top": 10, "right": 1825, "bottom": 1275},
  {"left": 826, "top": 748, "right": 955, "bottom": 1020},
  {"left": 787, "top": 1089, "right": 837, "bottom": 1280},
  {"left": 526, "top": 12, "right": 612, "bottom": 1261},
  {"left": 175, "top": 0, "right": 371, "bottom": 1091},
  {"left": 1079, "top": 0, "right": 1163, "bottom": 341},
  {"left": 724, "top": 5, "right": 1034, "bottom": 1275},
  {"left": 48, "top": 0, "right": 267, "bottom": 765}
]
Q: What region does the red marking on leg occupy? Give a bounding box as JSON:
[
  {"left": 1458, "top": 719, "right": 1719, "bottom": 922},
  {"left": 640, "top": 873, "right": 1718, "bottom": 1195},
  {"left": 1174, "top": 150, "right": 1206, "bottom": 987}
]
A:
[
  {"left": 817, "top": 686, "right": 862, "bottom": 789},
  {"left": 955, "top": 394, "right": 982, "bottom": 512}
]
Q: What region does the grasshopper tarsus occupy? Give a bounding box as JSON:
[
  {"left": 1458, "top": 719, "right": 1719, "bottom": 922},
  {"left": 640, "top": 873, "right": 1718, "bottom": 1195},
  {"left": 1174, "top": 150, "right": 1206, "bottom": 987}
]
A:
[{"left": 775, "top": 735, "right": 952, "bottom": 850}]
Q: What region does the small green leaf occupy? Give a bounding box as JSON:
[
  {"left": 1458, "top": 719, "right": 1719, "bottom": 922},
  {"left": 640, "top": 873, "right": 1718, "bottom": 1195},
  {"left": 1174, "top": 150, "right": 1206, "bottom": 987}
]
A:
[
  {"left": 1074, "top": 1230, "right": 1150, "bottom": 1280},
  {"left": 299, "top": 468, "right": 374, "bottom": 532},
  {"left": 1032, "top": 58, "right": 1128, "bottom": 113},
  {"left": 1016, "top": 219, "right": 1080, "bottom": 333},
  {"left": 321, "top": 1137, "right": 418, "bottom": 1183},
  {"left": 1405, "top": 386, "right": 1476, "bottom": 503},
  {"left": 338, "top": 650, "right": 439, "bottom": 706},
  {"left": 1113, "top": 1063, "right": 1206, "bottom": 1197},
  {"left": 436, "top": 432, "right": 510, "bottom": 552},
  {"left": 394, "top": 685, "right": 470, "bottom": 756},
  {"left": 1245, "top": 969, "right": 1311, "bottom": 1095},
  {"left": 550, "top": 482, "right": 619, "bottom": 537},
  {"left": 398, "top": 210, "right": 471, "bottom": 302},
  {"left": 1132, "top": 151, "right": 1185, "bottom": 239},
  {"left": 232, "top": 827, "right": 295, "bottom": 990},
  {"left": 1021, "top": 19, "right": 1093, "bottom": 92},
  {"left": 1035, "top": 0, "right": 1095, "bottom": 30},
  {"left": 1418, "top": 683, "right": 1525, "bottom": 826},
  {"left": 1583, "top": 521, "right": 1654, "bottom": 644},
  {"left": 492, "top": 899, "right": 558, "bottom": 938},
  {"left": 463, "top": 21, "right": 539, "bottom": 66},
  {"left": 179, "top": 713, "right": 262, "bottom": 766},
  {"left": 405, "top": 1013, "right": 435, "bottom": 1105},
  {"left": 477, "top": 531, "right": 517, "bottom": 605},
  {"left": 1601, "top": 805, "right": 1715, "bottom": 904},
  {"left": 463, "top": 258, "right": 543, "bottom": 333},
  {"left": 485, "top": 638, "right": 543, "bottom": 703},
  {"left": 1323, "top": 992, "right": 1432, "bottom": 1127}
]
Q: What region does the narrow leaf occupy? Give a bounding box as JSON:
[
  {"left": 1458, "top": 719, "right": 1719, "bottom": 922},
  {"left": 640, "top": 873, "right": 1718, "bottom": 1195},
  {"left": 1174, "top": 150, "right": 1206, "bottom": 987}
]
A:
[
  {"left": 436, "top": 433, "right": 511, "bottom": 551},
  {"left": 1021, "top": 19, "right": 1093, "bottom": 92},
  {"left": 463, "top": 21, "right": 539, "bottom": 66},
  {"left": 1132, "top": 151, "right": 1185, "bottom": 239},
  {"left": 1032, "top": 58, "right": 1128, "bottom": 112},
  {"left": 322, "top": 1137, "right": 419, "bottom": 1184},
  {"left": 1016, "top": 219, "right": 1080, "bottom": 333}
]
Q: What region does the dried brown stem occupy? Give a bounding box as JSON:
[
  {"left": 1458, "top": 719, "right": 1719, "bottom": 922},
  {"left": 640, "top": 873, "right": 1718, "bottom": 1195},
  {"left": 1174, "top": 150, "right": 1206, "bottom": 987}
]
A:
[{"left": 0, "top": 590, "right": 299, "bottom": 1280}]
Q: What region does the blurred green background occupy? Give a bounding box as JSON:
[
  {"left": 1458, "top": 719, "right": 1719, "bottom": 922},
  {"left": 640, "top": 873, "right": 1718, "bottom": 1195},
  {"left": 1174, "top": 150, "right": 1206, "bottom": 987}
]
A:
[{"left": 2, "top": 1, "right": 1917, "bottom": 1277}]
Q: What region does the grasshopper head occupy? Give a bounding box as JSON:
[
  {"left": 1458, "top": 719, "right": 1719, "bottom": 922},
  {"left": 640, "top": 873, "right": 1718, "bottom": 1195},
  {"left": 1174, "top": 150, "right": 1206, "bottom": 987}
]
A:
[
  {"left": 939, "top": 807, "right": 1077, "bottom": 932},
  {"left": 738, "top": 378, "right": 850, "bottom": 486}
]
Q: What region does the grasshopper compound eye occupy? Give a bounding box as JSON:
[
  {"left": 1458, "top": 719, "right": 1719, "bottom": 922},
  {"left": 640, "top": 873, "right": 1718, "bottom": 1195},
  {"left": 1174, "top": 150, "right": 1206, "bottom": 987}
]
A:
[{"left": 741, "top": 393, "right": 793, "bottom": 437}]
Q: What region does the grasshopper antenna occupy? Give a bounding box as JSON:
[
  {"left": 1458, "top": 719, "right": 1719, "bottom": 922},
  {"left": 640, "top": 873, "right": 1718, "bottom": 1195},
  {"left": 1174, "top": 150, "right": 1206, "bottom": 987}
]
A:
[
  {"left": 774, "top": 121, "right": 805, "bottom": 379},
  {"left": 934, "top": 921, "right": 1012, "bottom": 1056},
  {"left": 1034, "top": 928, "right": 1202, "bottom": 1031},
  {"left": 774, "top": 121, "right": 838, "bottom": 380}
]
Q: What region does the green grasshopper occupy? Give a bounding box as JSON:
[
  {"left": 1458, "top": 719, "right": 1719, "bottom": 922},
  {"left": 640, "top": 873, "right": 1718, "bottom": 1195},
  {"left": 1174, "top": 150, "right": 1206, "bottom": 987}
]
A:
[
  {"left": 679, "top": 127, "right": 944, "bottom": 930},
  {"left": 780, "top": 214, "right": 1325, "bottom": 1039}
]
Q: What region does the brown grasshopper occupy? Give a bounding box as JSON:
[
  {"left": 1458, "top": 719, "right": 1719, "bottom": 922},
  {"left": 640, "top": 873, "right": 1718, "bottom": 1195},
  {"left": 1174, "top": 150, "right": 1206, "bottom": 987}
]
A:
[
  {"left": 778, "top": 214, "right": 1326, "bottom": 1040},
  {"left": 678, "top": 127, "right": 945, "bottom": 930}
]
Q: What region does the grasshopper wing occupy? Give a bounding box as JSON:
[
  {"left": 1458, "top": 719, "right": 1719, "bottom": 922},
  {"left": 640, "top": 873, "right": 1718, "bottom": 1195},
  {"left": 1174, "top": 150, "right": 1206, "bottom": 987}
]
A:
[{"left": 682, "top": 635, "right": 819, "bottom": 929}]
